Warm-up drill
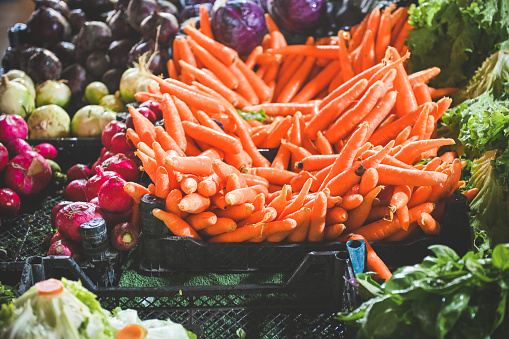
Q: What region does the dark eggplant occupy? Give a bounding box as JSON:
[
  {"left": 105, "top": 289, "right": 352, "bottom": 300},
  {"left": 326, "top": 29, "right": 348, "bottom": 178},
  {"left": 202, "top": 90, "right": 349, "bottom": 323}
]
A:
[
  {"left": 140, "top": 11, "right": 179, "bottom": 45},
  {"left": 26, "top": 6, "right": 71, "bottom": 47},
  {"left": 25, "top": 48, "right": 63, "bottom": 84},
  {"left": 86, "top": 51, "right": 111, "bottom": 78},
  {"left": 108, "top": 39, "right": 136, "bottom": 68}
]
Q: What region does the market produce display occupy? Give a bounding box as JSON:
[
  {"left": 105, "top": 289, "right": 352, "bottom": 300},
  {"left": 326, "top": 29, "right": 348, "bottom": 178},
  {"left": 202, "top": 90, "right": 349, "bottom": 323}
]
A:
[{"left": 1, "top": 0, "right": 509, "bottom": 337}]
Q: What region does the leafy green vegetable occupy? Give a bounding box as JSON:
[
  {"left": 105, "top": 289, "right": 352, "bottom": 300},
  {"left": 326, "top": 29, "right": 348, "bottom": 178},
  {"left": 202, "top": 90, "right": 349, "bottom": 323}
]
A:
[
  {"left": 237, "top": 108, "right": 267, "bottom": 122},
  {"left": 337, "top": 244, "right": 509, "bottom": 338},
  {"left": 0, "top": 281, "right": 15, "bottom": 305},
  {"left": 407, "top": 0, "right": 509, "bottom": 88}
]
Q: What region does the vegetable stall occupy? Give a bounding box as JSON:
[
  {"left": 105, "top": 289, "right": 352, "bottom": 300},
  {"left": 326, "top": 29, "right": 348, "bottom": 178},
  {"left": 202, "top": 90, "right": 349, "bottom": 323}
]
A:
[{"left": 0, "top": 0, "right": 508, "bottom": 338}]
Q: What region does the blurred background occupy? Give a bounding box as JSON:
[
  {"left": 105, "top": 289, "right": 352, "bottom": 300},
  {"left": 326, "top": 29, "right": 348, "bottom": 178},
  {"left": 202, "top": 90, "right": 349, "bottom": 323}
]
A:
[{"left": 0, "top": 0, "right": 34, "bottom": 58}]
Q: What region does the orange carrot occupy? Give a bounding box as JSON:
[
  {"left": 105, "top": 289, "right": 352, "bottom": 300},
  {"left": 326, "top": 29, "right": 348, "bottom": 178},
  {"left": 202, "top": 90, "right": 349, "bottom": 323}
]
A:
[
  {"left": 413, "top": 82, "right": 432, "bottom": 105},
  {"left": 178, "top": 192, "right": 211, "bottom": 213},
  {"left": 307, "top": 191, "right": 327, "bottom": 241},
  {"left": 358, "top": 167, "right": 379, "bottom": 196},
  {"left": 185, "top": 211, "right": 217, "bottom": 231},
  {"left": 326, "top": 206, "right": 348, "bottom": 225},
  {"left": 160, "top": 93, "right": 187, "bottom": 151},
  {"left": 268, "top": 45, "right": 340, "bottom": 59},
  {"left": 208, "top": 222, "right": 265, "bottom": 242},
  {"left": 315, "top": 131, "right": 334, "bottom": 155},
  {"left": 116, "top": 324, "right": 147, "bottom": 339},
  {"left": 153, "top": 208, "right": 202, "bottom": 240},
  {"left": 347, "top": 234, "right": 392, "bottom": 281},
  {"left": 229, "top": 63, "right": 259, "bottom": 105},
  {"left": 198, "top": 3, "right": 214, "bottom": 38},
  {"left": 375, "top": 8, "right": 391, "bottom": 62},
  {"left": 292, "top": 60, "right": 341, "bottom": 103},
  {"left": 238, "top": 206, "right": 278, "bottom": 227},
  {"left": 123, "top": 182, "right": 150, "bottom": 203},
  {"left": 154, "top": 126, "right": 185, "bottom": 156},
  {"left": 463, "top": 187, "right": 479, "bottom": 204},
  {"left": 279, "top": 178, "right": 313, "bottom": 220},
  {"left": 324, "top": 223, "right": 346, "bottom": 241},
  {"left": 136, "top": 141, "right": 156, "bottom": 159},
  {"left": 180, "top": 174, "right": 200, "bottom": 194},
  {"left": 165, "top": 189, "right": 186, "bottom": 219},
  {"left": 345, "top": 185, "right": 384, "bottom": 231},
  {"left": 200, "top": 217, "right": 238, "bottom": 237},
  {"left": 417, "top": 212, "right": 441, "bottom": 235},
  {"left": 262, "top": 116, "right": 293, "bottom": 148},
  {"left": 241, "top": 173, "right": 269, "bottom": 188},
  {"left": 211, "top": 191, "right": 228, "bottom": 210},
  {"left": 155, "top": 166, "right": 171, "bottom": 198},
  {"left": 135, "top": 150, "right": 157, "bottom": 183},
  {"left": 376, "top": 164, "right": 449, "bottom": 186},
  {"left": 408, "top": 67, "right": 441, "bottom": 87},
  {"left": 165, "top": 156, "right": 213, "bottom": 176},
  {"left": 235, "top": 59, "right": 272, "bottom": 103},
  {"left": 250, "top": 167, "right": 297, "bottom": 186},
  {"left": 128, "top": 106, "right": 156, "bottom": 146},
  {"left": 407, "top": 185, "right": 432, "bottom": 208},
  {"left": 126, "top": 128, "right": 141, "bottom": 148},
  {"left": 224, "top": 185, "right": 268, "bottom": 206},
  {"left": 393, "top": 138, "right": 455, "bottom": 164},
  {"left": 389, "top": 48, "right": 418, "bottom": 117},
  {"left": 182, "top": 121, "right": 243, "bottom": 154},
  {"left": 184, "top": 25, "right": 238, "bottom": 67},
  {"left": 277, "top": 55, "right": 316, "bottom": 103}
]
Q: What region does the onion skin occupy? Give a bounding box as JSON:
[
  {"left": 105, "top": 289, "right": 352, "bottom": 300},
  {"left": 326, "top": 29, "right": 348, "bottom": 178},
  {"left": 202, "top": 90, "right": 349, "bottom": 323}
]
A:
[{"left": 4, "top": 151, "right": 52, "bottom": 196}]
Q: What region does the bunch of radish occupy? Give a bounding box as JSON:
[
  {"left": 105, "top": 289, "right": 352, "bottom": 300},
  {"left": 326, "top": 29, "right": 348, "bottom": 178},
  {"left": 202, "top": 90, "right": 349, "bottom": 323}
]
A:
[
  {"left": 47, "top": 115, "right": 151, "bottom": 260},
  {"left": 0, "top": 114, "right": 61, "bottom": 227}
]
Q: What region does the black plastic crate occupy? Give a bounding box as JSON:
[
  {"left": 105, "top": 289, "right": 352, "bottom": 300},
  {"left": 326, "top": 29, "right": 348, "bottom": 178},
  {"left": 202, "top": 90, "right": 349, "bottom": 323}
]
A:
[{"left": 9, "top": 255, "right": 359, "bottom": 339}]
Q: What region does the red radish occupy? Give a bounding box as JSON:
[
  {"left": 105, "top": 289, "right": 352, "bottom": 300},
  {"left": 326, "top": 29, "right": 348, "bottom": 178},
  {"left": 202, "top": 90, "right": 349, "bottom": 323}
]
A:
[
  {"left": 55, "top": 201, "right": 104, "bottom": 242},
  {"left": 110, "top": 132, "right": 135, "bottom": 154},
  {"left": 6, "top": 138, "right": 32, "bottom": 158},
  {"left": 100, "top": 147, "right": 108, "bottom": 160},
  {"left": 33, "top": 143, "right": 58, "bottom": 160},
  {"left": 50, "top": 200, "right": 73, "bottom": 227},
  {"left": 0, "top": 142, "right": 8, "bottom": 172},
  {"left": 101, "top": 120, "right": 126, "bottom": 151},
  {"left": 4, "top": 151, "right": 52, "bottom": 196},
  {"left": 137, "top": 106, "right": 158, "bottom": 123},
  {"left": 110, "top": 222, "right": 139, "bottom": 251},
  {"left": 0, "top": 188, "right": 21, "bottom": 217},
  {"left": 139, "top": 100, "right": 162, "bottom": 120},
  {"left": 100, "top": 153, "right": 140, "bottom": 182},
  {"left": 66, "top": 164, "right": 93, "bottom": 181},
  {"left": 85, "top": 166, "right": 121, "bottom": 201},
  {"left": 103, "top": 208, "right": 132, "bottom": 229},
  {"left": 90, "top": 159, "right": 101, "bottom": 175},
  {"left": 0, "top": 114, "right": 28, "bottom": 144},
  {"left": 50, "top": 231, "right": 64, "bottom": 244},
  {"left": 102, "top": 150, "right": 116, "bottom": 161},
  {"left": 64, "top": 179, "right": 88, "bottom": 202},
  {"left": 89, "top": 197, "right": 100, "bottom": 207},
  {"left": 47, "top": 239, "right": 81, "bottom": 261},
  {"left": 98, "top": 176, "right": 133, "bottom": 213},
  {"left": 124, "top": 150, "right": 142, "bottom": 167},
  {"left": 125, "top": 115, "right": 134, "bottom": 130}
]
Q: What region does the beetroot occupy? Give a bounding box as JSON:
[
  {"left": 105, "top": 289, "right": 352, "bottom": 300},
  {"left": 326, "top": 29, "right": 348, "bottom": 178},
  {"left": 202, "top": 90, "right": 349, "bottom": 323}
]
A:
[
  {"left": 0, "top": 114, "right": 28, "bottom": 144},
  {"left": 6, "top": 138, "right": 32, "bottom": 158},
  {"left": 85, "top": 166, "right": 121, "bottom": 201},
  {"left": 64, "top": 178, "right": 88, "bottom": 202},
  {"left": 0, "top": 188, "right": 21, "bottom": 217},
  {"left": 0, "top": 143, "right": 8, "bottom": 172},
  {"left": 98, "top": 176, "right": 133, "bottom": 213},
  {"left": 66, "top": 163, "right": 92, "bottom": 181},
  {"left": 33, "top": 142, "right": 57, "bottom": 160},
  {"left": 50, "top": 200, "right": 73, "bottom": 227},
  {"left": 101, "top": 120, "right": 126, "bottom": 151},
  {"left": 4, "top": 151, "right": 52, "bottom": 196},
  {"left": 110, "top": 222, "right": 139, "bottom": 251},
  {"left": 103, "top": 208, "right": 132, "bottom": 229},
  {"left": 55, "top": 201, "right": 104, "bottom": 242},
  {"left": 110, "top": 132, "right": 135, "bottom": 154},
  {"left": 100, "top": 153, "right": 139, "bottom": 182},
  {"left": 138, "top": 99, "right": 162, "bottom": 120},
  {"left": 47, "top": 239, "right": 81, "bottom": 261}
]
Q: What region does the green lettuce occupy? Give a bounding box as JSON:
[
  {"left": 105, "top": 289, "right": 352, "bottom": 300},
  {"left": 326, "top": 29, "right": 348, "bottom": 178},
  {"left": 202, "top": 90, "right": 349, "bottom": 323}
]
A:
[
  {"left": 337, "top": 243, "right": 509, "bottom": 338},
  {"left": 407, "top": 0, "right": 509, "bottom": 88}
]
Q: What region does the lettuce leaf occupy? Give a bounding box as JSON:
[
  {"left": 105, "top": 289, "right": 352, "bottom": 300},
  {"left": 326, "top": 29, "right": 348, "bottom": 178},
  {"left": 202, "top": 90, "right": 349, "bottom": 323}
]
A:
[{"left": 407, "top": 0, "right": 509, "bottom": 88}]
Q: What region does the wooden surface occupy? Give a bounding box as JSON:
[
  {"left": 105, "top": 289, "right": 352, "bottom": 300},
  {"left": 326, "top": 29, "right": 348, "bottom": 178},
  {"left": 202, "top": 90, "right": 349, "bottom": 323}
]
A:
[{"left": 0, "top": 0, "right": 35, "bottom": 61}]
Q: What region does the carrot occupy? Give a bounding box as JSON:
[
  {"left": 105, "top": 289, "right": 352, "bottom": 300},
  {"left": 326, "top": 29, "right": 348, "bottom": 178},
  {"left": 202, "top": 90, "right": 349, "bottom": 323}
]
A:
[
  {"left": 179, "top": 174, "right": 199, "bottom": 195},
  {"left": 326, "top": 206, "right": 348, "bottom": 225},
  {"left": 164, "top": 156, "right": 212, "bottom": 176},
  {"left": 393, "top": 21, "right": 412, "bottom": 54},
  {"left": 417, "top": 212, "right": 441, "bottom": 235},
  {"left": 261, "top": 218, "right": 298, "bottom": 239},
  {"left": 155, "top": 166, "right": 171, "bottom": 198},
  {"left": 116, "top": 324, "right": 147, "bottom": 339},
  {"left": 390, "top": 184, "right": 412, "bottom": 211},
  {"left": 407, "top": 185, "right": 432, "bottom": 208},
  {"left": 430, "top": 96, "right": 453, "bottom": 121},
  {"left": 315, "top": 131, "right": 334, "bottom": 155},
  {"left": 358, "top": 167, "right": 379, "bottom": 196},
  {"left": 388, "top": 48, "right": 418, "bottom": 117},
  {"left": 150, "top": 75, "right": 225, "bottom": 113},
  {"left": 167, "top": 59, "right": 178, "bottom": 79},
  {"left": 35, "top": 278, "right": 64, "bottom": 295},
  {"left": 375, "top": 8, "right": 392, "bottom": 62},
  {"left": 347, "top": 234, "right": 392, "bottom": 281},
  {"left": 235, "top": 59, "right": 272, "bottom": 103},
  {"left": 153, "top": 208, "right": 202, "bottom": 239},
  {"left": 212, "top": 159, "right": 247, "bottom": 186},
  {"left": 135, "top": 150, "right": 157, "bottom": 183},
  {"left": 384, "top": 220, "right": 420, "bottom": 241},
  {"left": 124, "top": 182, "right": 150, "bottom": 203},
  {"left": 268, "top": 45, "right": 340, "bottom": 59},
  {"left": 208, "top": 222, "right": 265, "bottom": 242},
  {"left": 266, "top": 184, "right": 291, "bottom": 215},
  {"left": 306, "top": 191, "right": 327, "bottom": 241},
  {"left": 225, "top": 172, "right": 242, "bottom": 193},
  {"left": 368, "top": 103, "right": 425, "bottom": 146},
  {"left": 181, "top": 121, "right": 243, "bottom": 154},
  {"left": 126, "top": 128, "right": 141, "bottom": 148},
  {"left": 165, "top": 189, "right": 186, "bottom": 219},
  {"left": 413, "top": 82, "right": 432, "bottom": 105},
  {"left": 345, "top": 185, "right": 384, "bottom": 231},
  {"left": 184, "top": 24, "right": 238, "bottom": 67},
  {"left": 159, "top": 93, "right": 187, "bottom": 151},
  {"left": 290, "top": 171, "right": 320, "bottom": 192},
  {"left": 354, "top": 29, "right": 375, "bottom": 72},
  {"left": 136, "top": 141, "right": 156, "bottom": 159},
  {"left": 280, "top": 139, "right": 313, "bottom": 162},
  {"left": 336, "top": 31, "right": 355, "bottom": 83},
  {"left": 305, "top": 78, "right": 369, "bottom": 140},
  {"left": 393, "top": 138, "right": 455, "bottom": 165},
  {"left": 128, "top": 106, "right": 156, "bottom": 146},
  {"left": 292, "top": 60, "right": 341, "bottom": 103},
  {"left": 249, "top": 167, "right": 297, "bottom": 187},
  {"left": 462, "top": 187, "right": 479, "bottom": 204},
  {"left": 154, "top": 126, "right": 185, "bottom": 156},
  {"left": 224, "top": 185, "right": 268, "bottom": 206},
  {"left": 243, "top": 102, "right": 317, "bottom": 117},
  {"left": 408, "top": 67, "right": 441, "bottom": 87},
  {"left": 296, "top": 154, "right": 338, "bottom": 171},
  {"left": 377, "top": 164, "right": 449, "bottom": 186},
  {"left": 238, "top": 206, "right": 278, "bottom": 227},
  {"left": 200, "top": 217, "right": 237, "bottom": 237},
  {"left": 325, "top": 80, "right": 388, "bottom": 144},
  {"left": 277, "top": 55, "right": 316, "bottom": 103},
  {"left": 393, "top": 126, "right": 412, "bottom": 146},
  {"left": 278, "top": 178, "right": 313, "bottom": 220},
  {"left": 323, "top": 223, "right": 346, "bottom": 241},
  {"left": 185, "top": 211, "right": 217, "bottom": 231},
  {"left": 198, "top": 3, "right": 214, "bottom": 38},
  {"left": 262, "top": 116, "right": 293, "bottom": 148},
  {"left": 178, "top": 192, "right": 211, "bottom": 213}
]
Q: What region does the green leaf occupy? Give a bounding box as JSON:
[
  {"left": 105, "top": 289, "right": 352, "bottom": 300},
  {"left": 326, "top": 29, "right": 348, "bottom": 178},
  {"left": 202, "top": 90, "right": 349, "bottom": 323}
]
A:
[
  {"left": 436, "top": 290, "right": 472, "bottom": 338},
  {"left": 237, "top": 109, "right": 267, "bottom": 122},
  {"left": 236, "top": 328, "right": 246, "bottom": 338},
  {"left": 355, "top": 272, "right": 384, "bottom": 299},
  {"left": 492, "top": 243, "right": 509, "bottom": 270},
  {"left": 429, "top": 245, "right": 460, "bottom": 262},
  {"left": 492, "top": 290, "right": 508, "bottom": 332}
]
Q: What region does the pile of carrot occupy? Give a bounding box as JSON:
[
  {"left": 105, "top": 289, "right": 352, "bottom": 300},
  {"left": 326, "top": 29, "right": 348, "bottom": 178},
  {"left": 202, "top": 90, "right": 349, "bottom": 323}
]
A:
[{"left": 122, "top": 4, "right": 475, "bottom": 279}]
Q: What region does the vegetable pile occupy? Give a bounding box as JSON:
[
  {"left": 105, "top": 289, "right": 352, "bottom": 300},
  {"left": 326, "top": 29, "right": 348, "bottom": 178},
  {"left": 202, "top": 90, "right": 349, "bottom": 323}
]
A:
[
  {"left": 337, "top": 243, "right": 509, "bottom": 338},
  {"left": 0, "top": 277, "right": 196, "bottom": 339}
]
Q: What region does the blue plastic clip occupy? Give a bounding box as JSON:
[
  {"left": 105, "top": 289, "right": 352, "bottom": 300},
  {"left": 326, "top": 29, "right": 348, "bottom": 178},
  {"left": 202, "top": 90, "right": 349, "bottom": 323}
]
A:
[{"left": 347, "top": 239, "right": 367, "bottom": 275}]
